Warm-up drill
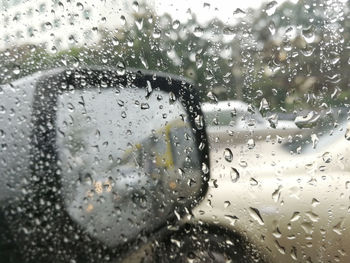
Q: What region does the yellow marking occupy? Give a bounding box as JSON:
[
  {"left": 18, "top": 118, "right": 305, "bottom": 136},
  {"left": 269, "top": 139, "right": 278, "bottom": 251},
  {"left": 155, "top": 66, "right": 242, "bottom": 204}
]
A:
[
  {"left": 94, "top": 181, "right": 103, "bottom": 194},
  {"left": 86, "top": 203, "right": 94, "bottom": 212},
  {"left": 169, "top": 181, "right": 177, "bottom": 190}
]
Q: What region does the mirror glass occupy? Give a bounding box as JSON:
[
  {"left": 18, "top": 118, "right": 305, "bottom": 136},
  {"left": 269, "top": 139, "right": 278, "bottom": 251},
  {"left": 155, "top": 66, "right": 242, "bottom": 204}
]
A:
[{"left": 55, "top": 84, "right": 201, "bottom": 246}]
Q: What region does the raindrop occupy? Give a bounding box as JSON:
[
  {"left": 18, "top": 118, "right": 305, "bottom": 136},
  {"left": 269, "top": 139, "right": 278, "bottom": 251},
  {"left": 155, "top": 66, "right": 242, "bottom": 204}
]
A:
[
  {"left": 311, "top": 134, "right": 319, "bottom": 149},
  {"left": 333, "top": 221, "right": 343, "bottom": 235},
  {"left": 169, "top": 91, "right": 176, "bottom": 104},
  {"left": 230, "top": 167, "right": 240, "bottom": 183},
  {"left": 76, "top": 2, "right": 84, "bottom": 10},
  {"left": 45, "top": 22, "right": 52, "bottom": 30},
  {"left": 249, "top": 207, "right": 264, "bottom": 225},
  {"left": 83, "top": 173, "right": 93, "bottom": 186},
  {"left": 294, "top": 111, "right": 320, "bottom": 129},
  {"left": 311, "top": 198, "right": 320, "bottom": 207},
  {"left": 132, "top": 1, "right": 139, "bottom": 12},
  {"left": 194, "top": 26, "right": 204, "bottom": 37},
  {"left": 345, "top": 127, "right": 350, "bottom": 140},
  {"left": 275, "top": 240, "right": 286, "bottom": 255},
  {"left": 239, "top": 159, "right": 248, "bottom": 168},
  {"left": 135, "top": 19, "right": 143, "bottom": 30},
  {"left": 250, "top": 178, "right": 258, "bottom": 186},
  {"left": 302, "top": 25, "right": 315, "bottom": 44},
  {"left": 259, "top": 98, "right": 270, "bottom": 116},
  {"left": 272, "top": 227, "right": 282, "bottom": 238},
  {"left": 195, "top": 115, "right": 204, "bottom": 130},
  {"left": 140, "top": 103, "right": 149, "bottom": 110},
  {"left": 301, "top": 222, "right": 313, "bottom": 234},
  {"left": 116, "top": 61, "right": 126, "bottom": 76},
  {"left": 233, "top": 8, "right": 246, "bottom": 18},
  {"left": 153, "top": 29, "right": 161, "bottom": 39},
  {"left": 247, "top": 139, "right": 255, "bottom": 149},
  {"left": 13, "top": 66, "right": 20, "bottom": 75},
  {"left": 290, "top": 212, "right": 300, "bottom": 222},
  {"left": 268, "top": 21, "right": 276, "bottom": 35},
  {"left": 202, "top": 162, "right": 209, "bottom": 174},
  {"left": 306, "top": 211, "right": 320, "bottom": 222},
  {"left": 172, "top": 20, "right": 180, "bottom": 30},
  {"left": 268, "top": 114, "right": 278, "bottom": 128},
  {"left": 224, "top": 201, "right": 231, "bottom": 208},
  {"left": 224, "top": 148, "right": 233, "bottom": 162},
  {"left": 207, "top": 91, "right": 218, "bottom": 103},
  {"left": 120, "top": 15, "right": 126, "bottom": 25},
  {"left": 265, "top": 1, "right": 278, "bottom": 16},
  {"left": 322, "top": 152, "right": 332, "bottom": 163},
  {"left": 145, "top": 80, "right": 152, "bottom": 98},
  {"left": 272, "top": 185, "right": 282, "bottom": 202},
  {"left": 291, "top": 246, "right": 297, "bottom": 260},
  {"left": 301, "top": 45, "right": 315, "bottom": 57},
  {"left": 225, "top": 215, "right": 238, "bottom": 226}
]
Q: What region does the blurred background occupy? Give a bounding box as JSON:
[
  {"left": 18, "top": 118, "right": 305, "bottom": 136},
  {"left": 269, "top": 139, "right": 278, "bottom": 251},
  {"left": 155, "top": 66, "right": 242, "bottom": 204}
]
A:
[{"left": 0, "top": 0, "right": 349, "bottom": 113}]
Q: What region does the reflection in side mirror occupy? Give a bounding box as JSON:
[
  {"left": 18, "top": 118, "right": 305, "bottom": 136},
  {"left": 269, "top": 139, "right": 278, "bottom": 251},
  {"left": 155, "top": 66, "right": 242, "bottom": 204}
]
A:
[
  {"left": 3, "top": 67, "right": 209, "bottom": 261},
  {"left": 56, "top": 85, "right": 203, "bottom": 246}
]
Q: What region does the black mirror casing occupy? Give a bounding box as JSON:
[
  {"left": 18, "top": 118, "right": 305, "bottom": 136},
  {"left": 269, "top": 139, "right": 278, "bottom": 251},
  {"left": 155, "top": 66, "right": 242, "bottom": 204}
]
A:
[{"left": 2, "top": 67, "right": 209, "bottom": 262}]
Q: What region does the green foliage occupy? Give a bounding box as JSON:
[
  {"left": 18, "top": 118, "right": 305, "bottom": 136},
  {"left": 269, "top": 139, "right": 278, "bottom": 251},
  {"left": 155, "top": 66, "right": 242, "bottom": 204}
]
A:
[{"left": 1, "top": 0, "right": 350, "bottom": 111}]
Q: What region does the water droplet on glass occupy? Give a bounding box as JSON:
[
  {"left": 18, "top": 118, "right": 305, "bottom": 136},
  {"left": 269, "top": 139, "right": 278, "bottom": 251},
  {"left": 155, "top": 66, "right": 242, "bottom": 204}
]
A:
[
  {"left": 249, "top": 207, "right": 264, "bottom": 225},
  {"left": 265, "top": 1, "right": 278, "bottom": 16},
  {"left": 345, "top": 127, "right": 350, "bottom": 140},
  {"left": 45, "top": 22, "right": 52, "bottom": 30},
  {"left": 333, "top": 221, "right": 343, "bottom": 235},
  {"left": 153, "top": 29, "right": 161, "bottom": 39},
  {"left": 195, "top": 115, "right": 204, "bottom": 130},
  {"left": 202, "top": 162, "right": 209, "bottom": 174},
  {"left": 194, "top": 26, "right": 204, "bottom": 37},
  {"left": 13, "top": 66, "right": 20, "bottom": 75},
  {"left": 230, "top": 167, "right": 240, "bottom": 183},
  {"left": 268, "top": 21, "right": 276, "bottom": 35},
  {"left": 311, "top": 198, "right": 320, "bottom": 207},
  {"left": 268, "top": 114, "right": 278, "bottom": 128},
  {"left": 272, "top": 227, "right": 282, "bottom": 238},
  {"left": 294, "top": 111, "right": 320, "bottom": 129},
  {"left": 207, "top": 91, "right": 218, "bottom": 103},
  {"left": 311, "top": 133, "right": 319, "bottom": 149},
  {"left": 225, "top": 215, "right": 238, "bottom": 226},
  {"left": 224, "top": 148, "right": 233, "bottom": 162},
  {"left": 224, "top": 201, "right": 231, "bottom": 208},
  {"left": 132, "top": 1, "right": 139, "bottom": 12},
  {"left": 250, "top": 178, "right": 258, "bottom": 186},
  {"left": 169, "top": 91, "right": 176, "bottom": 104},
  {"left": 301, "top": 222, "right": 313, "bottom": 234},
  {"left": 172, "top": 20, "right": 180, "bottom": 30},
  {"left": 259, "top": 98, "right": 270, "bottom": 116},
  {"left": 76, "top": 2, "right": 84, "bottom": 10},
  {"left": 290, "top": 212, "right": 300, "bottom": 222},
  {"left": 135, "top": 19, "right": 143, "bottom": 30},
  {"left": 120, "top": 15, "right": 126, "bottom": 25},
  {"left": 116, "top": 61, "right": 126, "bottom": 76},
  {"left": 145, "top": 80, "right": 152, "bottom": 98},
  {"left": 272, "top": 185, "right": 282, "bottom": 202},
  {"left": 322, "top": 152, "right": 332, "bottom": 163},
  {"left": 306, "top": 211, "right": 320, "bottom": 222},
  {"left": 247, "top": 139, "right": 255, "bottom": 149},
  {"left": 302, "top": 25, "right": 315, "bottom": 44},
  {"left": 141, "top": 103, "right": 149, "bottom": 110},
  {"left": 233, "top": 8, "right": 246, "bottom": 18}
]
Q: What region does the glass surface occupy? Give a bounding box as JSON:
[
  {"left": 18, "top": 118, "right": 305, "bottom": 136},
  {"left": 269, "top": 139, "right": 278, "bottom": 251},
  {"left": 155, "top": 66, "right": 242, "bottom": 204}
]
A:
[
  {"left": 56, "top": 86, "right": 201, "bottom": 247},
  {"left": 1, "top": 0, "right": 350, "bottom": 262}
]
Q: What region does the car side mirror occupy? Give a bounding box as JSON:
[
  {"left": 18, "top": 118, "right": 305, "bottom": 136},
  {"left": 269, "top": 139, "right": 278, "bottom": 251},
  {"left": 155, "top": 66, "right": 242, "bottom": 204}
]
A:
[{"left": 7, "top": 67, "right": 209, "bottom": 256}]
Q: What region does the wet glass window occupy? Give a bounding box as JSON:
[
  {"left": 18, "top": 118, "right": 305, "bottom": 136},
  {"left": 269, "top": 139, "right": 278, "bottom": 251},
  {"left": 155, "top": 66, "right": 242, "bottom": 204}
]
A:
[{"left": 1, "top": 0, "right": 350, "bottom": 262}]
